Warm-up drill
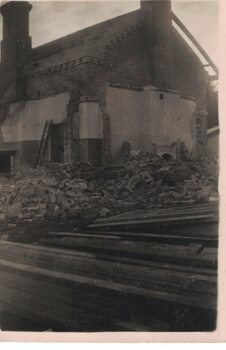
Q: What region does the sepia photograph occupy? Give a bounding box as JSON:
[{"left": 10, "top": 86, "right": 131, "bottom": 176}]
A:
[{"left": 0, "top": 0, "right": 221, "bottom": 337}]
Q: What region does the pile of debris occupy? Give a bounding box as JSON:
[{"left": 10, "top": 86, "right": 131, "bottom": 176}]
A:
[
  {"left": 0, "top": 166, "right": 99, "bottom": 224},
  {"left": 0, "top": 151, "right": 218, "bottom": 224}
]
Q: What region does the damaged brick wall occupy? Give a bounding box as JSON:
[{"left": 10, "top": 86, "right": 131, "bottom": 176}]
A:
[
  {"left": 25, "top": 63, "right": 88, "bottom": 99},
  {"left": 85, "top": 57, "right": 146, "bottom": 97},
  {"left": 172, "top": 30, "right": 209, "bottom": 154},
  {"left": 23, "top": 26, "right": 209, "bottom": 105},
  {"left": 172, "top": 29, "right": 209, "bottom": 102},
  {"left": 0, "top": 93, "right": 71, "bottom": 168},
  {"left": 24, "top": 29, "right": 147, "bottom": 100},
  {"left": 86, "top": 27, "right": 147, "bottom": 96},
  {"left": 99, "top": 90, "right": 112, "bottom": 167},
  {"left": 65, "top": 89, "right": 80, "bottom": 162},
  {"left": 0, "top": 7, "right": 211, "bottom": 166}
]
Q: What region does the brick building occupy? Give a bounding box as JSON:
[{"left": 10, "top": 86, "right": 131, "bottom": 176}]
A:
[{"left": 0, "top": 0, "right": 210, "bottom": 172}]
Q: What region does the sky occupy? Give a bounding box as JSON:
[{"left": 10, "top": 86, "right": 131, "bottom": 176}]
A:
[{"left": 0, "top": 0, "right": 219, "bottom": 67}]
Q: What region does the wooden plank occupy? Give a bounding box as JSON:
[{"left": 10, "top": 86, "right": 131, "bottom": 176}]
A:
[
  {"left": 0, "top": 241, "right": 217, "bottom": 289},
  {"left": 39, "top": 236, "right": 217, "bottom": 268},
  {"left": 0, "top": 236, "right": 217, "bottom": 330},
  {"left": 0, "top": 258, "right": 217, "bottom": 310},
  {"left": 93, "top": 205, "right": 218, "bottom": 224},
  {"left": 83, "top": 230, "right": 218, "bottom": 244},
  {"left": 0, "top": 271, "right": 120, "bottom": 319},
  {"left": 0, "top": 240, "right": 96, "bottom": 259},
  {"left": 9, "top": 243, "right": 216, "bottom": 290},
  {"left": 0, "top": 240, "right": 217, "bottom": 275},
  {"left": 87, "top": 222, "right": 218, "bottom": 238},
  {"left": 92, "top": 202, "right": 218, "bottom": 224},
  {"left": 0, "top": 285, "right": 101, "bottom": 331},
  {"left": 91, "top": 211, "right": 216, "bottom": 226},
  {"left": 47, "top": 231, "right": 122, "bottom": 240},
  {"left": 0, "top": 244, "right": 217, "bottom": 296},
  {"left": 0, "top": 273, "right": 213, "bottom": 332},
  {"left": 90, "top": 214, "right": 216, "bottom": 229}
]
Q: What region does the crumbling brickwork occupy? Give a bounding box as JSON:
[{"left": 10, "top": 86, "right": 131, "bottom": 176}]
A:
[
  {"left": 66, "top": 90, "right": 80, "bottom": 162},
  {"left": 0, "top": 1, "right": 212, "bottom": 169},
  {"left": 26, "top": 63, "right": 87, "bottom": 99},
  {"left": 172, "top": 29, "right": 209, "bottom": 103},
  {"left": 24, "top": 26, "right": 147, "bottom": 100}
]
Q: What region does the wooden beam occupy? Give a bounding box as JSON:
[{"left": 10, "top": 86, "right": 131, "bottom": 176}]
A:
[
  {"left": 209, "top": 75, "right": 218, "bottom": 81},
  {"left": 172, "top": 12, "right": 218, "bottom": 78},
  {"left": 0, "top": 258, "right": 217, "bottom": 310}
]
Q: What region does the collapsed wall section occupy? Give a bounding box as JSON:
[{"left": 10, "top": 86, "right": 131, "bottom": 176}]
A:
[{"left": 0, "top": 92, "right": 70, "bottom": 168}]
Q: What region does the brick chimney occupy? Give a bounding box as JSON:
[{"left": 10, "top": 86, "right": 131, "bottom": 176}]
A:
[
  {"left": 0, "top": 1, "right": 32, "bottom": 68},
  {"left": 141, "top": 0, "right": 175, "bottom": 89}
]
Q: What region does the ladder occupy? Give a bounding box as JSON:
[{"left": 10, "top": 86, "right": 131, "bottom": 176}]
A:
[{"left": 35, "top": 119, "right": 53, "bottom": 168}]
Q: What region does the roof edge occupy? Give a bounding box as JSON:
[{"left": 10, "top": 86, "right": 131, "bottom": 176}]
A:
[{"left": 29, "top": 9, "right": 142, "bottom": 62}]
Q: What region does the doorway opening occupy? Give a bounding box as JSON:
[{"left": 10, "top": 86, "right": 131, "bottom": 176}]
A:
[
  {"left": 0, "top": 151, "right": 15, "bottom": 174},
  {"left": 50, "top": 123, "right": 64, "bottom": 162}
]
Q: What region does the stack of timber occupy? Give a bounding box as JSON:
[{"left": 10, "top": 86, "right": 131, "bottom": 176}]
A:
[
  {"left": 89, "top": 201, "right": 218, "bottom": 231},
  {"left": 0, "top": 202, "right": 218, "bottom": 331}
]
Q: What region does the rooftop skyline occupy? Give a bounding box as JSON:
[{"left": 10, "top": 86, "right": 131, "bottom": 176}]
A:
[{"left": 0, "top": 1, "right": 219, "bottom": 66}]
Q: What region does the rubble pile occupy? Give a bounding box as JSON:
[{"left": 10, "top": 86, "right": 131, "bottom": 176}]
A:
[
  {"left": 0, "top": 152, "right": 218, "bottom": 224},
  {"left": 0, "top": 166, "right": 99, "bottom": 223}
]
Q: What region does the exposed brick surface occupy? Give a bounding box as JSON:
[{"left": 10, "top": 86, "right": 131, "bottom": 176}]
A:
[
  {"left": 26, "top": 64, "right": 87, "bottom": 99},
  {"left": 0, "top": 3, "right": 212, "bottom": 165},
  {"left": 172, "top": 29, "right": 209, "bottom": 104},
  {"left": 141, "top": 0, "right": 175, "bottom": 89},
  {"left": 1, "top": 21, "right": 209, "bottom": 108},
  {"left": 0, "top": 2, "right": 32, "bottom": 67},
  {"left": 99, "top": 96, "right": 112, "bottom": 166},
  {"left": 66, "top": 90, "right": 80, "bottom": 162},
  {"left": 24, "top": 27, "right": 147, "bottom": 100}
]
